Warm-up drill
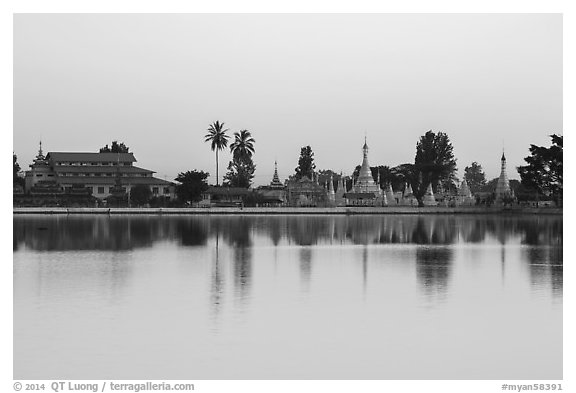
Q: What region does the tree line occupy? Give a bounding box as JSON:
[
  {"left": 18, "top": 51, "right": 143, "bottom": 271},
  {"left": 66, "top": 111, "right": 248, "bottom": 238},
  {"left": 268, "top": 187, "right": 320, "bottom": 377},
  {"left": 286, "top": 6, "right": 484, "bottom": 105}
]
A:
[{"left": 13, "top": 130, "right": 563, "bottom": 207}]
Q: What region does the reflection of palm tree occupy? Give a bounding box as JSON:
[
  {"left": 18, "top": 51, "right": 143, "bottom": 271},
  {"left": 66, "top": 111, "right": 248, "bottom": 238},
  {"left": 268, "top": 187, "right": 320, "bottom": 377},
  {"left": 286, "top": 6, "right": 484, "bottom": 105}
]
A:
[
  {"left": 204, "top": 121, "right": 230, "bottom": 186},
  {"left": 210, "top": 220, "right": 224, "bottom": 319},
  {"left": 230, "top": 130, "right": 255, "bottom": 160}
]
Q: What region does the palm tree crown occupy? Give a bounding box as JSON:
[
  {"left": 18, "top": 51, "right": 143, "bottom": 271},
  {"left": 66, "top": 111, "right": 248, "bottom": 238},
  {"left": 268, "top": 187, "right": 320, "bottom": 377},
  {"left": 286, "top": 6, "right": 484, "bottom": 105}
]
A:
[
  {"left": 204, "top": 121, "right": 230, "bottom": 186},
  {"left": 230, "top": 130, "right": 256, "bottom": 160},
  {"left": 204, "top": 121, "right": 230, "bottom": 151}
]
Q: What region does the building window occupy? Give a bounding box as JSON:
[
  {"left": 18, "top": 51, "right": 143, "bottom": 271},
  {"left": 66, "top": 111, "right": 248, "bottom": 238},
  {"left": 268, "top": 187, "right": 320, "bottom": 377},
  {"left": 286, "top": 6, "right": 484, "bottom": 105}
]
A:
[
  {"left": 86, "top": 186, "right": 93, "bottom": 193},
  {"left": 91, "top": 162, "right": 98, "bottom": 166},
  {"left": 163, "top": 187, "right": 170, "bottom": 194},
  {"left": 152, "top": 187, "right": 159, "bottom": 195},
  {"left": 97, "top": 187, "right": 105, "bottom": 194},
  {"left": 36, "top": 174, "right": 43, "bottom": 177},
  {"left": 95, "top": 173, "right": 101, "bottom": 177},
  {"left": 106, "top": 173, "right": 113, "bottom": 177}
]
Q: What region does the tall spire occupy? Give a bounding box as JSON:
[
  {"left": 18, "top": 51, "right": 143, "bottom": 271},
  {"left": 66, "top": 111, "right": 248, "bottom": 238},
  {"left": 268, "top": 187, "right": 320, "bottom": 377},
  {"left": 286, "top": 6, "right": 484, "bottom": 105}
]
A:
[
  {"left": 495, "top": 150, "right": 511, "bottom": 199},
  {"left": 270, "top": 160, "right": 283, "bottom": 188},
  {"left": 357, "top": 137, "right": 373, "bottom": 185},
  {"left": 33, "top": 140, "right": 47, "bottom": 165},
  {"left": 35, "top": 140, "right": 45, "bottom": 160}
]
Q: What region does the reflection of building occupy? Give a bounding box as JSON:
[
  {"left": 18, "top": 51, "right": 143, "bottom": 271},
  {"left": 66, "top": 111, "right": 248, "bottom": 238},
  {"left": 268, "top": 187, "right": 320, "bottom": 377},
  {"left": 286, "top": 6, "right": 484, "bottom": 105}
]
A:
[
  {"left": 344, "top": 138, "right": 384, "bottom": 206},
  {"left": 495, "top": 151, "right": 514, "bottom": 205},
  {"left": 256, "top": 161, "right": 287, "bottom": 206},
  {"left": 24, "top": 142, "right": 175, "bottom": 201}
]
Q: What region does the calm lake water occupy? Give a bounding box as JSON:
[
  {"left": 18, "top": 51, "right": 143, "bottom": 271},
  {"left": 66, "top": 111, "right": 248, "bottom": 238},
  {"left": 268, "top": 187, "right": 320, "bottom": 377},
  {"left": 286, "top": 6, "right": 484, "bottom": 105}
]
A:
[{"left": 13, "top": 214, "right": 562, "bottom": 380}]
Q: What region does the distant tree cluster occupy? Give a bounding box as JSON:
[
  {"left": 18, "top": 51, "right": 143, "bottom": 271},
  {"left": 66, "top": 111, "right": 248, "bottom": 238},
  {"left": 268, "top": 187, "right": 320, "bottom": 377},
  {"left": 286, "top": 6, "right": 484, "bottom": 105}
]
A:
[
  {"left": 295, "top": 146, "right": 316, "bottom": 180},
  {"left": 13, "top": 153, "right": 25, "bottom": 188},
  {"left": 517, "top": 134, "right": 563, "bottom": 204},
  {"left": 464, "top": 162, "right": 487, "bottom": 193},
  {"left": 175, "top": 170, "right": 209, "bottom": 203},
  {"left": 130, "top": 185, "right": 152, "bottom": 207},
  {"left": 223, "top": 130, "right": 256, "bottom": 188},
  {"left": 100, "top": 141, "right": 130, "bottom": 153},
  {"left": 413, "top": 130, "right": 458, "bottom": 201}
]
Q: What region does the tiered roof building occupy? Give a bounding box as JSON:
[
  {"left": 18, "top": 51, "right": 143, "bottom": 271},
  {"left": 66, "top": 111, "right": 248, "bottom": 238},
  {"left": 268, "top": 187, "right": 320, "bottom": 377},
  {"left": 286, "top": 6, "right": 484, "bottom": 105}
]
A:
[{"left": 24, "top": 143, "right": 175, "bottom": 201}]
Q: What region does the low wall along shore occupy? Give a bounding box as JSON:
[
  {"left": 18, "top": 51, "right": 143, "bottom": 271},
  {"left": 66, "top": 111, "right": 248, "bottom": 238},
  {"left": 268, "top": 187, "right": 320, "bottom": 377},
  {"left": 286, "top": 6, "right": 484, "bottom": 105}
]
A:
[{"left": 13, "top": 206, "right": 563, "bottom": 215}]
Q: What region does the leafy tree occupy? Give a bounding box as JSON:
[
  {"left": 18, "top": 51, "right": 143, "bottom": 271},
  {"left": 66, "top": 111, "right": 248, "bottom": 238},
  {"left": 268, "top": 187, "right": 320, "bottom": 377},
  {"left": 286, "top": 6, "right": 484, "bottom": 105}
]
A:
[
  {"left": 223, "top": 156, "right": 256, "bottom": 188},
  {"left": 100, "top": 141, "right": 130, "bottom": 153},
  {"left": 295, "top": 146, "right": 316, "bottom": 180},
  {"left": 390, "top": 163, "right": 418, "bottom": 192},
  {"left": 130, "top": 184, "right": 152, "bottom": 206},
  {"left": 175, "top": 170, "right": 209, "bottom": 203},
  {"left": 230, "top": 130, "right": 255, "bottom": 161},
  {"left": 464, "top": 162, "right": 486, "bottom": 193},
  {"left": 413, "top": 130, "right": 457, "bottom": 204},
  {"left": 517, "top": 134, "right": 563, "bottom": 204},
  {"left": 13, "top": 153, "right": 25, "bottom": 187},
  {"left": 224, "top": 129, "right": 256, "bottom": 188},
  {"left": 204, "top": 121, "right": 230, "bottom": 186}
]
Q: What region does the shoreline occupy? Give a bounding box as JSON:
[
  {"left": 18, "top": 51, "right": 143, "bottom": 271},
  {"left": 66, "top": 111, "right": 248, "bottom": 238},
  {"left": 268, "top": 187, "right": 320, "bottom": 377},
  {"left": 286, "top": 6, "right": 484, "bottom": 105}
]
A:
[{"left": 12, "top": 206, "right": 563, "bottom": 215}]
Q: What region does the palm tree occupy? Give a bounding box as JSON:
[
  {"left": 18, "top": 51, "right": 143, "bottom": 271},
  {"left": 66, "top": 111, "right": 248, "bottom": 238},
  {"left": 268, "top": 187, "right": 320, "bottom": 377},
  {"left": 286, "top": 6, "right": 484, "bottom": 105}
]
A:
[
  {"left": 230, "top": 130, "right": 256, "bottom": 161},
  {"left": 204, "top": 121, "right": 230, "bottom": 186}
]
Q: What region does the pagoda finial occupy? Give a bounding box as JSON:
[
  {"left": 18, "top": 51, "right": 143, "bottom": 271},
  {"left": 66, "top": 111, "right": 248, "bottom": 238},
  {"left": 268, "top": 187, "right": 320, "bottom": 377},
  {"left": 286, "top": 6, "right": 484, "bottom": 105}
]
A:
[{"left": 35, "top": 140, "right": 45, "bottom": 161}]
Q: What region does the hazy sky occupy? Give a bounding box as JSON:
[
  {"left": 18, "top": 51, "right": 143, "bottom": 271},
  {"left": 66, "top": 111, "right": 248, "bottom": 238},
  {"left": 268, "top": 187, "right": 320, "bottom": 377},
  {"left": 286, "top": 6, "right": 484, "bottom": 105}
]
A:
[{"left": 13, "top": 13, "right": 562, "bottom": 186}]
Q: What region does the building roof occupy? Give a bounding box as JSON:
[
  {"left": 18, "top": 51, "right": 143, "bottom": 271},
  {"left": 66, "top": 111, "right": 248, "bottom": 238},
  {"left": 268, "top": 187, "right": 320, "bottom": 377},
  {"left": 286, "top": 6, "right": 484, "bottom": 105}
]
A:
[
  {"left": 46, "top": 152, "right": 137, "bottom": 163},
  {"left": 57, "top": 176, "right": 174, "bottom": 186},
  {"left": 52, "top": 165, "right": 153, "bottom": 174}
]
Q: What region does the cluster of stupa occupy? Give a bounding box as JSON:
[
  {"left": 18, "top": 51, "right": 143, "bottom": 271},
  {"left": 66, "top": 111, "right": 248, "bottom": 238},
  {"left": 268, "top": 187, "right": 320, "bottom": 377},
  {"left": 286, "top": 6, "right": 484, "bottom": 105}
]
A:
[{"left": 273, "top": 137, "right": 514, "bottom": 207}]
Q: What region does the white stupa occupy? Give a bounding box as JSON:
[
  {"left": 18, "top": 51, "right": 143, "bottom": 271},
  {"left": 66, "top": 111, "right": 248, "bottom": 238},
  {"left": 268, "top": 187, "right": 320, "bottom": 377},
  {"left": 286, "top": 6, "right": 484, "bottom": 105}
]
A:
[
  {"left": 495, "top": 151, "right": 513, "bottom": 204},
  {"left": 422, "top": 183, "right": 438, "bottom": 206}
]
